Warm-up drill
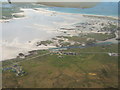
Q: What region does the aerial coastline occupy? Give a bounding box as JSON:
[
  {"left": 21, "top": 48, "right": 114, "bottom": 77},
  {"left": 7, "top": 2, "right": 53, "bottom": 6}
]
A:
[
  {"left": 1, "top": 2, "right": 119, "bottom": 88},
  {"left": 1, "top": 7, "right": 119, "bottom": 61}
]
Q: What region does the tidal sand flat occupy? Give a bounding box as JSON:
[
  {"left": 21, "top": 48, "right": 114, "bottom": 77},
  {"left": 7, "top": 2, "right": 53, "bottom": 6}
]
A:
[{"left": 1, "top": 8, "right": 87, "bottom": 61}]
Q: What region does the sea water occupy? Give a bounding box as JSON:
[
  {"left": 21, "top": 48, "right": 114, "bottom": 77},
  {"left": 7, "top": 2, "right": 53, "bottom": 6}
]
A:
[
  {"left": 1, "top": 2, "right": 119, "bottom": 18},
  {"left": 47, "top": 2, "right": 118, "bottom": 17}
]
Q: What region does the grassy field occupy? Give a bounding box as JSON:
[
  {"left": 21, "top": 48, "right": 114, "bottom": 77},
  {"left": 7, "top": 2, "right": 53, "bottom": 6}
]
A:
[
  {"left": 65, "top": 33, "right": 115, "bottom": 41},
  {"left": 2, "top": 44, "right": 118, "bottom": 88},
  {"left": 85, "top": 33, "right": 116, "bottom": 41}
]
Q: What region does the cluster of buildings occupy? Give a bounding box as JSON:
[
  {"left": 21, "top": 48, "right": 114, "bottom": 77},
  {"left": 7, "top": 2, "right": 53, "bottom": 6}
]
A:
[
  {"left": 108, "top": 53, "right": 119, "bottom": 57},
  {"left": 11, "top": 64, "right": 26, "bottom": 76},
  {"left": 50, "top": 50, "right": 77, "bottom": 56},
  {"left": 59, "top": 19, "right": 117, "bottom": 36},
  {"left": 3, "top": 64, "right": 26, "bottom": 76},
  {"left": 17, "top": 50, "right": 38, "bottom": 59}
]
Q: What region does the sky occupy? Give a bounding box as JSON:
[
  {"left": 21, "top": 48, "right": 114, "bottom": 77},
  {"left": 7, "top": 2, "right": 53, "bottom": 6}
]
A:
[
  {"left": 103, "top": 0, "right": 119, "bottom": 2},
  {"left": 0, "top": 0, "right": 119, "bottom": 2}
]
